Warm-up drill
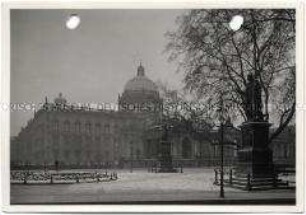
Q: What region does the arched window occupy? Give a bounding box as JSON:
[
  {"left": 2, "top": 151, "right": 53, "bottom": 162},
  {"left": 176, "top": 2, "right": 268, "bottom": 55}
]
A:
[
  {"left": 64, "top": 120, "right": 70, "bottom": 132},
  {"left": 136, "top": 149, "right": 141, "bottom": 159},
  {"left": 85, "top": 122, "right": 92, "bottom": 134},
  {"left": 114, "top": 124, "right": 118, "bottom": 131},
  {"left": 104, "top": 150, "right": 109, "bottom": 161},
  {"left": 75, "top": 121, "right": 81, "bottom": 133},
  {"left": 65, "top": 150, "right": 70, "bottom": 160},
  {"left": 95, "top": 123, "right": 101, "bottom": 136},
  {"left": 54, "top": 120, "right": 59, "bottom": 133},
  {"left": 130, "top": 146, "right": 134, "bottom": 158},
  {"left": 105, "top": 123, "right": 110, "bottom": 133}
]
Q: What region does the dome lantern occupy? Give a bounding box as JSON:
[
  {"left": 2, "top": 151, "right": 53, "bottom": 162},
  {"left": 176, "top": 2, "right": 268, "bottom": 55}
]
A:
[
  {"left": 54, "top": 92, "right": 67, "bottom": 105},
  {"left": 137, "top": 63, "right": 145, "bottom": 77}
]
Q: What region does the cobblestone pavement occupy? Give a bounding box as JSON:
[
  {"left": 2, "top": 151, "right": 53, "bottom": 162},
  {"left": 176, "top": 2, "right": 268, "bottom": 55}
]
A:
[{"left": 10, "top": 168, "right": 295, "bottom": 204}]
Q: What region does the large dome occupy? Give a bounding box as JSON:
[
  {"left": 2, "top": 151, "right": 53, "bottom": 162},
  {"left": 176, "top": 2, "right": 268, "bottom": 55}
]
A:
[
  {"left": 118, "top": 64, "right": 161, "bottom": 112},
  {"left": 124, "top": 64, "right": 158, "bottom": 93}
]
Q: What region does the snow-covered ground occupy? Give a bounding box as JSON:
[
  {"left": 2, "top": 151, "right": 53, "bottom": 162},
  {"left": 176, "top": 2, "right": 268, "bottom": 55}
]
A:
[
  {"left": 68, "top": 168, "right": 230, "bottom": 193},
  {"left": 10, "top": 168, "right": 295, "bottom": 204},
  {"left": 10, "top": 168, "right": 229, "bottom": 203}
]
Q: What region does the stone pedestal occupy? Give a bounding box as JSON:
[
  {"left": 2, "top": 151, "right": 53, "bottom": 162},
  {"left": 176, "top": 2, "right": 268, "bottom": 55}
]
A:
[{"left": 236, "top": 121, "right": 274, "bottom": 178}]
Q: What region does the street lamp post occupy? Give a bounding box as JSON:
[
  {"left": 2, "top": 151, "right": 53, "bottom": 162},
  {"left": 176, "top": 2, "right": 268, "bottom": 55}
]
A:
[
  {"left": 219, "top": 93, "right": 225, "bottom": 198},
  {"left": 130, "top": 156, "right": 133, "bottom": 173},
  {"left": 219, "top": 120, "right": 225, "bottom": 198}
]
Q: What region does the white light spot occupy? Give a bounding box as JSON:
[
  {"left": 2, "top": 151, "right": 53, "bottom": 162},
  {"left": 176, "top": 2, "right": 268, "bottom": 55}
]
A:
[
  {"left": 229, "top": 15, "right": 244, "bottom": 31},
  {"left": 66, "top": 14, "right": 80, "bottom": 30}
]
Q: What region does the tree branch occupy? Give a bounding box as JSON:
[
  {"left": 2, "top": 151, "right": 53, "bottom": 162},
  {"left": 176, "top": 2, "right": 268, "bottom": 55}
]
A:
[{"left": 268, "top": 102, "right": 295, "bottom": 144}]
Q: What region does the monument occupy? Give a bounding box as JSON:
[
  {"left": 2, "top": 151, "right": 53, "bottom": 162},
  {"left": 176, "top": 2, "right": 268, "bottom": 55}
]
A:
[
  {"left": 153, "top": 123, "right": 177, "bottom": 173},
  {"left": 234, "top": 73, "right": 276, "bottom": 188}
]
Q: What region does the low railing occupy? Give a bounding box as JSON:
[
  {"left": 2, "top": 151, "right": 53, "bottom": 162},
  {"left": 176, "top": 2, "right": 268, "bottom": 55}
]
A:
[
  {"left": 213, "top": 168, "right": 294, "bottom": 191},
  {"left": 10, "top": 171, "right": 118, "bottom": 184}
]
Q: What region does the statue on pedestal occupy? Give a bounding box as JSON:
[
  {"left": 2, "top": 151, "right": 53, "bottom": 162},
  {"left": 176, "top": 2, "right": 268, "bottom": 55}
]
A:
[
  {"left": 158, "top": 123, "right": 177, "bottom": 173},
  {"left": 244, "top": 74, "right": 264, "bottom": 122},
  {"left": 234, "top": 73, "right": 275, "bottom": 181}
]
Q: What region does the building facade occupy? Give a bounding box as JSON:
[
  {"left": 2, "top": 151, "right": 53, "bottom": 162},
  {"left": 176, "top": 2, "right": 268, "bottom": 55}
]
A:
[
  {"left": 11, "top": 65, "right": 215, "bottom": 169},
  {"left": 10, "top": 65, "right": 295, "bottom": 169}
]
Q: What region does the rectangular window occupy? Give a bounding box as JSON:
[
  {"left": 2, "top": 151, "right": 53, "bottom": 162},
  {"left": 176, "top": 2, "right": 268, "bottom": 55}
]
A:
[
  {"left": 64, "top": 121, "right": 70, "bottom": 132},
  {"left": 54, "top": 121, "right": 59, "bottom": 133}
]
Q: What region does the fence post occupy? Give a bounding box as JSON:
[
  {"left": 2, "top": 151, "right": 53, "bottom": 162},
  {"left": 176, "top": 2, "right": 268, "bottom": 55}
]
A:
[
  {"left": 273, "top": 174, "right": 277, "bottom": 188},
  {"left": 247, "top": 173, "right": 251, "bottom": 191},
  {"left": 229, "top": 169, "right": 233, "bottom": 185}
]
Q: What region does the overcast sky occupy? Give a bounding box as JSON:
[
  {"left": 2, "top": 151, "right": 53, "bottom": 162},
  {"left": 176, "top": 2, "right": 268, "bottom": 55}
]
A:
[{"left": 10, "top": 9, "right": 185, "bottom": 136}]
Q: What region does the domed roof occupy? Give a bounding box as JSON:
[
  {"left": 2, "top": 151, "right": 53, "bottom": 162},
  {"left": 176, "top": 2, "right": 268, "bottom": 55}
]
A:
[
  {"left": 54, "top": 92, "right": 67, "bottom": 105},
  {"left": 124, "top": 64, "right": 158, "bottom": 93}
]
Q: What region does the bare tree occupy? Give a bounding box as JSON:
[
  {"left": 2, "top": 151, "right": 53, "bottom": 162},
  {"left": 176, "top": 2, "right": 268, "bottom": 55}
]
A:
[
  {"left": 166, "top": 9, "right": 295, "bottom": 144},
  {"left": 156, "top": 81, "right": 217, "bottom": 144}
]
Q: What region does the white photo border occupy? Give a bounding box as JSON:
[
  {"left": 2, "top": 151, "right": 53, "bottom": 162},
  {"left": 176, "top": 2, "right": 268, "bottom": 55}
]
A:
[{"left": 1, "top": 0, "right": 305, "bottom": 213}]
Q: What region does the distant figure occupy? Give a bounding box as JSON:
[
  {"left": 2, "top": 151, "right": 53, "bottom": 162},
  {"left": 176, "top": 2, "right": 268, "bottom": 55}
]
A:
[
  {"left": 96, "top": 173, "right": 100, "bottom": 183},
  {"left": 54, "top": 160, "right": 59, "bottom": 172}
]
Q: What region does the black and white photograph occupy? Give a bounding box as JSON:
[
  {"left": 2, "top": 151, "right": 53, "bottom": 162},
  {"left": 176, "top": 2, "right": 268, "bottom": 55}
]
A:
[{"left": 1, "top": 1, "right": 304, "bottom": 212}]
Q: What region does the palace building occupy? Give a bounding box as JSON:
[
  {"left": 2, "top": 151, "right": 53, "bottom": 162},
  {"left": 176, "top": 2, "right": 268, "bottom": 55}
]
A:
[
  {"left": 11, "top": 65, "right": 218, "bottom": 169},
  {"left": 10, "top": 64, "right": 295, "bottom": 169}
]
